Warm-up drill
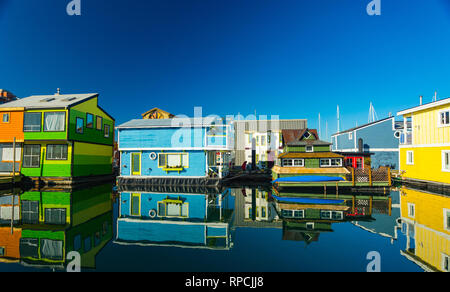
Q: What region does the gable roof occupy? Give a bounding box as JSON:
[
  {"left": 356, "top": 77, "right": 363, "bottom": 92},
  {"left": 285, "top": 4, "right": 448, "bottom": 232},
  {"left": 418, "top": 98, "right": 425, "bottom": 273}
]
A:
[
  {"left": 0, "top": 93, "right": 98, "bottom": 109},
  {"left": 142, "top": 108, "right": 175, "bottom": 119},
  {"left": 282, "top": 128, "right": 324, "bottom": 146},
  {"left": 331, "top": 117, "right": 394, "bottom": 136}
]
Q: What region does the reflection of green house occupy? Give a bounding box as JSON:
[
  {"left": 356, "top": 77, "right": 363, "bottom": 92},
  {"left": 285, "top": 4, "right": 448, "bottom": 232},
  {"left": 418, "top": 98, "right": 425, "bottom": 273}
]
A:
[
  {"left": 282, "top": 221, "right": 333, "bottom": 244},
  {"left": 18, "top": 184, "right": 113, "bottom": 269}
]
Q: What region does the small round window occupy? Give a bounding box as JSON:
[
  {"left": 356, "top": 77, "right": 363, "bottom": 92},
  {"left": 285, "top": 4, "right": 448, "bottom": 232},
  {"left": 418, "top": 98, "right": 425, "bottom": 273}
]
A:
[{"left": 394, "top": 131, "right": 401, "bottom": 139}]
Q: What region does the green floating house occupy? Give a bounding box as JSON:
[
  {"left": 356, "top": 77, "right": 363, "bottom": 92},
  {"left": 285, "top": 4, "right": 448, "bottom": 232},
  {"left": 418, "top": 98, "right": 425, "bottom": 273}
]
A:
[
  {"left": 272, "top": 129, "right": 350, "bottom": 180},
  {"left": 0, "top": 92, "right": 115, "bottom": 184}
]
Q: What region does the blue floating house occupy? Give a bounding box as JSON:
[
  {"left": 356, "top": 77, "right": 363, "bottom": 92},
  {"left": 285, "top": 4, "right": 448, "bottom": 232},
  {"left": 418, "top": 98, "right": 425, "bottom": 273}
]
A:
[
  {"left": 115, "top": 188, "right": 235, "bottom": 250},
  {"left": 117, "top": 116, "right": 234, "bottom": 184},
  {"left": 331, "top": 117, "right": 409, "bottom": 170}
]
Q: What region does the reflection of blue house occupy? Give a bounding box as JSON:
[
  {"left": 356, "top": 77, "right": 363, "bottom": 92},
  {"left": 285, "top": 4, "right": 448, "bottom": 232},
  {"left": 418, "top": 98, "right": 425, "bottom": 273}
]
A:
[
  {"left": 117, "top": 117, "right": 234, "bottom": 182},
  {"left": 331, "top": 117, "right": 409, "bottom": 169},
  {"left": 115, "top": 188, "right": 235, "bottom": 250}
]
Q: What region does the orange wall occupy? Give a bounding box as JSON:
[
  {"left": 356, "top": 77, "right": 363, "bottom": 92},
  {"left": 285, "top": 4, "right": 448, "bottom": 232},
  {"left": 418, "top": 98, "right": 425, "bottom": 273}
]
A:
[
  {"left": 0, "top": 110, "right": 24, "bottom": 142},
  {"left": 0, "top": 228, "right": 22, "bottom": 260}
]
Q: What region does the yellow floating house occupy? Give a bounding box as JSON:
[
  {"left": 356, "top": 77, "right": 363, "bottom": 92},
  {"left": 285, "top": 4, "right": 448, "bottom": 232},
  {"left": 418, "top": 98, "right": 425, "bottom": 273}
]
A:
[{"left": 397, "top": 97, "right": 450, "bottom": 186}]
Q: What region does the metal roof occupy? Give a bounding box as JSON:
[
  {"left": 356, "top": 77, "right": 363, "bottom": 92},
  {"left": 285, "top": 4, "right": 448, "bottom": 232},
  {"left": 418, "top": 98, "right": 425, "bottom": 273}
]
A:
[
  {"left": 117, "top": 117, "right": 227, "bottom": 129},
  {"left": 0, "top": 93, "right": 98, "bottom": 109}
]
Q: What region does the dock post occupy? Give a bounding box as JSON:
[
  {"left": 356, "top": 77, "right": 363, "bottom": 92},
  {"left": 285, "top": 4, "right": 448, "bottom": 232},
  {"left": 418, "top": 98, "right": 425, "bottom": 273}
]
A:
[
  {"left": 352, "top": 168, "right": 355, "bottom": 187},
  {"left": 336, "top": 182, "right": 339, "bottom": 197},
  {"left": 369, "top": 196, "right": 373, "bottom": 216},
  {"left": 388, "top": 167, "right": 392, "bottom": 186},
  {"left": 369, "top": 167, "right": 373, "bottom": 187},
  {"left": 352, "top": 195, "right": 355, "bottom": 214},
  {"left": 388, "top": 196, "right": 392, "bottom": 216},
  {"left": 324, "top": 184, "right": 327, "bottom": 196}
]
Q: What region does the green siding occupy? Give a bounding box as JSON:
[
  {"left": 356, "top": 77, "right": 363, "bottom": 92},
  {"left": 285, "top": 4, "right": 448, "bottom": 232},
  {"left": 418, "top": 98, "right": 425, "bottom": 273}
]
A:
[
  {"left": 68, "top": 109, "right": 114, "bottom": 145},
  {"left": 286, "top": 145, "right": 331, "bottom": 152}
]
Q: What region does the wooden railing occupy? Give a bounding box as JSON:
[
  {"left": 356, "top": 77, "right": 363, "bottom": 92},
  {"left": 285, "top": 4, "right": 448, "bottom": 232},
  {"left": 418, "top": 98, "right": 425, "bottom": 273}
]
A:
[{"left": 346, "top": 166, "right": 391, "bottom": 187}]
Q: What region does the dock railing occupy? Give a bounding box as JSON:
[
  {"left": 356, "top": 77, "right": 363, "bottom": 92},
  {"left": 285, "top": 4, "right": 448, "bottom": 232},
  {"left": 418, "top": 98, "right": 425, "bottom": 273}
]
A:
[{"left": 347, "top": 166, "right": 391, "bottom": 187}]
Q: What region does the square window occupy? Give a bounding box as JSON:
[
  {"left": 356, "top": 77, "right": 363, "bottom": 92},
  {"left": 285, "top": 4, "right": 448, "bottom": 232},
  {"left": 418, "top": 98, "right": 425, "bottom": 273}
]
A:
[
  {"left": 348, "top": 132, "right": 353, "bottom": 139},
  {"left": 443, "top": 151, "right": 450, "bottom": 172},
  {"left": 46, "top": 144, "right": 68, "bottom": 160},
  {"left": 76, "top": 117, "right": 84, "bottom": 134},
  {"left": 23, "top": 145, "right": 41, "bottom": 168},
  {"left": 43, "top": 112, "right": 66, "bottom": 132},
  {"left": 24, "top": 112, "right": 42, "bottom": 132},
  {"left": 306, "top": 223, "right": 314, "bottom": 230},
  {"left": 440, "top": 111, "right": 450, "bottom": 126},
  {"left": 86, "top": 113, "right": 94, "bottom": 128},
  {"left": 306, "top": 146, "right": 314, "bottom": 152}
]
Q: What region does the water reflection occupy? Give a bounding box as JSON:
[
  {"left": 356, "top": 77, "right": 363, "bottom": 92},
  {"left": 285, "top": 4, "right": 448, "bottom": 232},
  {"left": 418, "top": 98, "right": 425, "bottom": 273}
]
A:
[
  {"left": 115, "top": 186, "right": 235, "bottom": 250},
  {"left": 0, "top": 182, "right": 448, "bottom": 272},
  {"left": 0, "top": 184, "right": 114, "bottom": 270},
  {"left": 399, "top": 187, "right": 450, "bottom": 272}
]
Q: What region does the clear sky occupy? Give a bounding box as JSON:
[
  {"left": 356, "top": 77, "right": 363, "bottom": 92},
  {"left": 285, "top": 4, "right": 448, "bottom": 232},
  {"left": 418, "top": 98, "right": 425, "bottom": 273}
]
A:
[{"left": 1, "top": 0, "right": 450, "bottom": 140}]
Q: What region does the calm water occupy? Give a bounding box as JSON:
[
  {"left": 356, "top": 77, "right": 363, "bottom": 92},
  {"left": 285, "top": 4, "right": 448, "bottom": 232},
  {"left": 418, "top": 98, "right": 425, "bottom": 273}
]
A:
[{"left": 0, "top": 183, "right": 448, "bottom": 272}]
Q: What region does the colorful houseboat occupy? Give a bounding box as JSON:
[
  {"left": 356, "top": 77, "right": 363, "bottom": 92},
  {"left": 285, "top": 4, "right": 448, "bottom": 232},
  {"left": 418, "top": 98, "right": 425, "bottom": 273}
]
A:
[
  {"left": 399, "top": 187, "right": 450, "bottom": 272},
  {"left": 0, "top": 106, "right": 23, "bottom": 176},
  {"left": 397, "top": 97, "right": 450, "bottom": 187},
  {"left": 117, "top": 116, "right": 234, "bottom": 186},
  {"left": 331, "top": 117, "right": 409, "bottom": 170},
  {"left": 272, "top": 128, "right": 350, "bottom": 186},
  {"left": 0, "top": 92, "right": 115, "bottom": 185},
  {"left": 115, "top": 187, "right": 235, "bottom": 250}
]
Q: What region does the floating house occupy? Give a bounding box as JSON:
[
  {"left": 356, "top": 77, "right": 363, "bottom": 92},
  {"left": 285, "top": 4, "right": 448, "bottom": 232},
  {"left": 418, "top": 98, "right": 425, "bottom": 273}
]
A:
[
  {"left": 331, "top": 117, "right": 408, "bottom": 170},
  {"left": 116, "top": 187, "right": 235, "bottom": 250},
  {"left": 0, "top": 106, "right": 23, "bottom": 176},
  {"left": 272, "top": 128, "right": 350, "bottom": 185},
  {"left": 399, "top": 187, "right": 450, "bottom": 272},
  {"left": 397, "top": 97, "right": 450, "bottom": 186},
  {"left": 17, "top": 184, "right": 113, "bottom": 269},
  {"left": 117, "top": 116, "right": 234, "bottom": 185},
  {"left": 0, "top": 92, "right": 115, "bottom": 185},
  {"left": 234, "top": 119, "right": 307, "bottom": 169}
]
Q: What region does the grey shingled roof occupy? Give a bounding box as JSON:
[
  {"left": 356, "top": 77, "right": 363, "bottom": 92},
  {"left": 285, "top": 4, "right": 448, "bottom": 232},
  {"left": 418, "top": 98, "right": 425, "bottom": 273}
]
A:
[
  {"left": 0, "top": 93, "right": 98, "bottom": 109},
  {"left": 117, "top": 117, "right": 227, "bottom": 129},
  {"left": 287, "top": 139, "right": 332, "bottom": 146}
]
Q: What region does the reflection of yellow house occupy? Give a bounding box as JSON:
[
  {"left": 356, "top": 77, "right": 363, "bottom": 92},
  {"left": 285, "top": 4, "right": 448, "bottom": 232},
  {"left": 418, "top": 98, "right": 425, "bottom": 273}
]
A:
[
  {"left": 397, "top": 98, "right": 450, "bottom": 185},
  {"left": 141, "top": 108, "right": 174, "bottom": 120},
  {"left": 400, "top": 187, "right": 450, "bottom": 272}
]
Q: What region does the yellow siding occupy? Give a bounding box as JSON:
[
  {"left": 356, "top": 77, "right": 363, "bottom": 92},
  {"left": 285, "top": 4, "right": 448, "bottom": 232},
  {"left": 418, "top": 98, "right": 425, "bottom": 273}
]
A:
[
  {"left": 400, "top": 188, "right": 450, "bottom": 272},
  {"left": 410, "top": 104, "right": 450, "bottom": 145},
  {"left": 400, "top": 146, "right": 450, "bottom": 183}
]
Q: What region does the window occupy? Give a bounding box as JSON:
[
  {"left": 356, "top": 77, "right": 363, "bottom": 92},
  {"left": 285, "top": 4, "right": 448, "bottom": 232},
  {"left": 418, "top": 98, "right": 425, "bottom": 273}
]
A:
[
  {"left": 261, "top": 207, "right": 267, "bottom": 218},
  {"left": 84, "top": 237, "right": 92, "bottom": 252},
  {"left": 282, "top": 159, "right": 304, "bottom": 167},
  {"left": 43, "top": 112, "right": 66, "bottom": 132},
  {"left": 96, "top": 116, "right": 103, "bottom": 130},
  {"left": 267, "top": 132, "right": 271, "bottom": 144},
  {"left": 0, "top": 247, "right": 4, "bottom": 256},
  {"left": 281, "top": 209, "right": 304, "bottom": 219},
  {"left": 256, "top": 136, "right": 260, "bottom": 146},
  {"left": 348, "top": 132, "right": 353, "bottom": 139},
  {"left": 76, "top": 117, "right": 84, "bottom": 134},
  {"left": 158, "top": 153, "right": 189, "bottom": 168},
  {"left": 408, "top": 203, "right": 415, "bottom": 218},
  {"left": 306, "top": 223, "right": 315, "bottom": 230},
  {"left": 19, "top": 238, "right": 39, "bottom": 259},
  {"left": 23, "top": 145, "right": 41, "bottom": 168},
  {"left": 104, "top": 124, "right": 110, "bottom": 138},
  {"left": 86, "top": 113, "right": 94, "bottom": 128},
  {"left": 21, "top": 201, "right": 39, "bottom": 224},
  {"left": 320, "top": 158, "right": 342, "bottom": 167},
  {"left": 321, "top": 210, "right": 344, "bottom": 220},
  {"left": 2, "top": 113, "right": 9, "bottom": 123},
  {"left": 131, "top": 194, "right": 140, "bottom": 216},
  {"left": 46, "top": 144, "right": 68, "bottom": 160},
  {"left": 444, "top": 209, "right": 450, "bottom": 231},
  {"left": 158, "top": 200, "right": 189, "bottom": 218},
  {"left": 23, "top": 112, "right": 42, "bottom": 132},
  {"left": 306, "top": 146, "right": 314, "bottom": 152},
  {"left": 73, "top": 235, "right": 82, "bottom": 251},
  {"left": 1, "top": 144, "right": 21, "bottom": 162},
  {"left": 261, "top": 135, "right": 266, "bottom": 146},
  {"left": 40, "top": 239, "right": 63, "bottom": 260},
  {"left": 439, "top": 110, "right": 450, "bottom": 126},
  {"left": 304, "top": 132, "right": 311, "bottom": 139},
  {"left": 442, "top": 254, "right": 450, "bottom": 272},
  {"left": 443, "top": 151, "right": 450, "bottom": 172},
  {"left": 248, "top": 133, "right": 253, "bottom": 144},
  {"left": 406, "top": 151, "right": 414, "bottom": 165},
  {"left": 44, "top": 208, "right": 67, "bottom": 225}
]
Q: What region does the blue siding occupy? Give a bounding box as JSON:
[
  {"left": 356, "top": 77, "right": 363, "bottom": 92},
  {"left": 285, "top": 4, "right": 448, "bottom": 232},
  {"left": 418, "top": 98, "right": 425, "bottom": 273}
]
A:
[
  {"left": 120, "top": 192, "right": 207, "bottom": 220},
  {"left": 121, "top": 150, "right": 206, "bottom": 177},
  {"left": 371, "top": 151, "right": 399, "bottom": 169}
]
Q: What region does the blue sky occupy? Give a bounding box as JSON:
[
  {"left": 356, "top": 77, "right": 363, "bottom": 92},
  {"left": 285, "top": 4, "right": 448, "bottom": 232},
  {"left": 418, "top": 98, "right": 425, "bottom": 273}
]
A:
[{"left": 1, "top": 0, "right": 450, "bottom": 140}]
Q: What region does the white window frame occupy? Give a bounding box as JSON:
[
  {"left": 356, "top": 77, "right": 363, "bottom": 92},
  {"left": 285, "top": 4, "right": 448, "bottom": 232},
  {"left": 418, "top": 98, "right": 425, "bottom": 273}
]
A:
[
  {"left": 320, "top": 158, "right": 342, "bottom": 167},
  {"left": 438, "top": 109, "right": 450, "bottom": 127},
  {"left": 444, "top": 209, "right": 450, "bottom": 232},
  {"left": 306, "top": 222, "right": 315, "bottom": 230},
  {"left": 282, "top": 159, "right": 304, "bottom": 167},
  {"left": 408, "top": 203, "right": 415, "bottom": 218},
  {"left": 442, "top": 151, "right": 450, "bottom": 172},
  {"left": 305, "top": 146, "right": 314, "bottom": 153},
  {"left": 406, "top": 151, "right": 414, "bottom": 165},
  {"left": 348, "top": 132, "right": 353, "bottom": 140},
  {"left": 442, "top": 253, "right": 450, "bottom": 272},
  {"left": 2, "top": 113, "right": 10, "bottom": 123}
]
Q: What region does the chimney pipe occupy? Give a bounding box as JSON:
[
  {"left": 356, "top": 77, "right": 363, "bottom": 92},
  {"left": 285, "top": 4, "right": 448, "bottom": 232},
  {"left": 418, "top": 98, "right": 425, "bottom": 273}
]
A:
[
  {"left": 419, "top": 95, "right": 423, "bottom": 105},
  {"left": 56, "top": 88, "right": 61, "bottom": 95}
]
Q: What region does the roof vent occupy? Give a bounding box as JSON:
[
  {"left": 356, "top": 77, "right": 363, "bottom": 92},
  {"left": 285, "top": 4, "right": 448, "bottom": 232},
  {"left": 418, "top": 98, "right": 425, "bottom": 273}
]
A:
[
  {"left": 62, "top": 97, "right": 77, "bottom": 101},
  {"left": 40, "top": 97, "right": 56, "bottom": 102}
]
